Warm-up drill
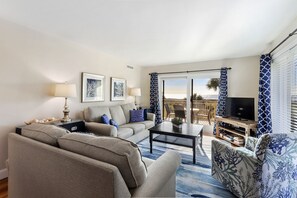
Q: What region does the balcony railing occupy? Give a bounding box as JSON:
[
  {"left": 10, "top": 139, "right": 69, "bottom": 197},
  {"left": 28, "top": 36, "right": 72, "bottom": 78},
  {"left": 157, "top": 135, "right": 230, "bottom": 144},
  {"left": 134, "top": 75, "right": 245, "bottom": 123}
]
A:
[{"left": 163, "top": 98, "right": 218, "bottom": 125}]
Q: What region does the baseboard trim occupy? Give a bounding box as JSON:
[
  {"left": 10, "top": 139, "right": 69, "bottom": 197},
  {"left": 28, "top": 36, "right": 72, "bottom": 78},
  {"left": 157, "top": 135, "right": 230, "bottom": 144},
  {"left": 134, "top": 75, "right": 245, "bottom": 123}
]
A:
[{"left": 0, "top": 168, "right": 8, "bottom": 180}]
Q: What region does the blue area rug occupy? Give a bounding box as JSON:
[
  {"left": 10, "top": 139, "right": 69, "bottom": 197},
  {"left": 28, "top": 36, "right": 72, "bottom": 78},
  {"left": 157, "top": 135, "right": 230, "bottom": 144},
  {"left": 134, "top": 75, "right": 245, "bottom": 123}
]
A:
[{"left": 137, "top": 136, "right": 236, "bottom": 198}]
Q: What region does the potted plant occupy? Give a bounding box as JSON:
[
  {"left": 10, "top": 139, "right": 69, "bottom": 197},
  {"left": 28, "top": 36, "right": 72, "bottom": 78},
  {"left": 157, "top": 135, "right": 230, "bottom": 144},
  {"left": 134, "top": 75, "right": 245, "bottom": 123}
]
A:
[{"left": 171, "top": 117, "right": 183, "bottom": 129}]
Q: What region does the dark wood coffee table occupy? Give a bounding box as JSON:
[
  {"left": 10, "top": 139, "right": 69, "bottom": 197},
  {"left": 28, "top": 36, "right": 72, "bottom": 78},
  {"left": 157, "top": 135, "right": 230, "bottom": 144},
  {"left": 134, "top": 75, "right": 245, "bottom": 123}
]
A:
[{"left": 148, "top": 122, "right": 203, "bottom": 164}]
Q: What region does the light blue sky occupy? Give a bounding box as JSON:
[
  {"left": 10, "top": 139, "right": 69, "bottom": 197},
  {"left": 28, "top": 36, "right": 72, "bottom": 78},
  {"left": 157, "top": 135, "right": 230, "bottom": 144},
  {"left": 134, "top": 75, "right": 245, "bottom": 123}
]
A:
[{"left": 164, "top": 78, "right": 218, "bottom": 99}]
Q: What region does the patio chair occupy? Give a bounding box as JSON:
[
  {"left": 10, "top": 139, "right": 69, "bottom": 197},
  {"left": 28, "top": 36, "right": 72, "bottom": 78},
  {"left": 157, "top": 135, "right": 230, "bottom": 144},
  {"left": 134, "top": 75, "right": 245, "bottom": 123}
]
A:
[
  {"left": 164, "top": 104, "right": 175, "bottom": 120},
  {"left": 195, "top": 109, "right": 212, "bottom": 125},
  {"left": 194, "top": 103, "right": 212, "bottom": 125},
  {"left": 173, "top": 104, "right": 186, "bottom": 121}
]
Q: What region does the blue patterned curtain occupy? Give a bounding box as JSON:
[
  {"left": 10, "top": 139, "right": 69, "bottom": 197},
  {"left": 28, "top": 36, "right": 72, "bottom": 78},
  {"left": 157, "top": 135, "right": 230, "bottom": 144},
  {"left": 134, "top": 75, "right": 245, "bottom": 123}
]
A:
[
  {"left": 150, "top": 73, "right": 162, "bottom": 124},
  {"left": 213, "top": 67, "right": 228, "bottom": 134},
  {"left": 257, "top": 54, "right": 272, "bottom": 137}
]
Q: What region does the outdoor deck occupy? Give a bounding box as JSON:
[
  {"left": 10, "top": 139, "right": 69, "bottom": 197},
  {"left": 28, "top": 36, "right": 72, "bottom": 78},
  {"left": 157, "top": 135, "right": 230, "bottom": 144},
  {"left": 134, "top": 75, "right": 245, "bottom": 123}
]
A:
[{"left": 163, "top": 98, "right": 218, "bottom": 125}]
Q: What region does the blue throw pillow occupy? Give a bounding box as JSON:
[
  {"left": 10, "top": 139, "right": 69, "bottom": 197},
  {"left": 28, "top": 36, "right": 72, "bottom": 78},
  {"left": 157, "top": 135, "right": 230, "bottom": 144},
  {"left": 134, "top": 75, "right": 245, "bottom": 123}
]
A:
[
  {"left": 110, "top": 119, "right": 119, "bottom": 129},
  {"left": 130, "top": 110, "right": 145, "bottom": 122},
  {"left": 143, "top": 109, "right": 148, "bottom": 120},
  {"left": 101, "top": 114, "right": 110, "bottom": 124}
]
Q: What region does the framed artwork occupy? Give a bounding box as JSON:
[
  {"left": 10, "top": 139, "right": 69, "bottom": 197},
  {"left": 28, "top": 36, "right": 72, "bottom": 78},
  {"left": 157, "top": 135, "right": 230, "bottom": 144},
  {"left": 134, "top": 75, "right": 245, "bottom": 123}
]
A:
[
  {"left": 81, "top": 72, "right": 105, "bottom": 102},
  {"left": 111, "top": 77, "right": 126, "bottom": 101}
]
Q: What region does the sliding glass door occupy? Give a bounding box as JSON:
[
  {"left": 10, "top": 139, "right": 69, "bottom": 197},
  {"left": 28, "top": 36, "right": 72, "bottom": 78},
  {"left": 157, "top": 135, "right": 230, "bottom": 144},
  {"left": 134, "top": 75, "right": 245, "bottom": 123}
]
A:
[
  {"left": 160, "top": 72, "right": 219, "bottom": 126},
  {"left": 162, "top": 78, "right": 188, "bottom": 122},
  {"left": 191, "top": 77, "right": 219, "bottom": 125}
]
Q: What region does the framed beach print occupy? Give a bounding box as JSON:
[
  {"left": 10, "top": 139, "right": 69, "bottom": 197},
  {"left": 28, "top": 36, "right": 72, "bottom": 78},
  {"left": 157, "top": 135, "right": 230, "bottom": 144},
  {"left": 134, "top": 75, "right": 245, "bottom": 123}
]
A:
[
  {"left": 81, "top": 72, "right": 105, "bottom": 102},
  {"left": 111, "top": 77, "right": 126, "bottom": 101}
]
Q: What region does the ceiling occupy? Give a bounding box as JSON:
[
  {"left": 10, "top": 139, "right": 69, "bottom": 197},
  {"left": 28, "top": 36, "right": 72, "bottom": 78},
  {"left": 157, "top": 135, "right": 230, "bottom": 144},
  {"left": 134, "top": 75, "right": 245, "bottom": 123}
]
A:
[{"left": 0, "top": 0, "right": 297, "bottom": 67}]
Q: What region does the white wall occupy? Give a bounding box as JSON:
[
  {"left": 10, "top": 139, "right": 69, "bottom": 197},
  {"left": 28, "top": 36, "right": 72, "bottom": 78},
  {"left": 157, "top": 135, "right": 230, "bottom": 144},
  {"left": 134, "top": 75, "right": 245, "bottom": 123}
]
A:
[
  {"left": 0, "top": 18, "right": 141, "bottom": 173},
  {"left": 265, "top": 16, "right": 297, "bottom": 54},
  {"left": 140, "top": 56, "right": 260, "bottom": 117}
]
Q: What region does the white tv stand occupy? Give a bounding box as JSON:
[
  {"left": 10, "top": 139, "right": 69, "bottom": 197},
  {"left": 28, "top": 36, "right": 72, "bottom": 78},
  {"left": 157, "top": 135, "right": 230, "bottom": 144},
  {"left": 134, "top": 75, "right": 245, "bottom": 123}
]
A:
[{"left": 215, "top": 116, "right": 257, "bottom": 146}]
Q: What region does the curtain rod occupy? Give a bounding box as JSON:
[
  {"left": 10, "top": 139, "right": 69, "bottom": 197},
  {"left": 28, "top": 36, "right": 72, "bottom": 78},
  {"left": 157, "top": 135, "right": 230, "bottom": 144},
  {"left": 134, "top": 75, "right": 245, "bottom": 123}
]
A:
[
  {"left": 269, "top": 27, "right": 297, "bottom": 56},
  {"left": 149, "top": 67, "right": 231, "bottom": 75}
]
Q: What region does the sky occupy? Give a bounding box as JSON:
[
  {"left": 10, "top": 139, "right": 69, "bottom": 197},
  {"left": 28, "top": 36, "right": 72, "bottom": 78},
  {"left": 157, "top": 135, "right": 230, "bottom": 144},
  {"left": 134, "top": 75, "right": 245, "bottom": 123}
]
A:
[{"left": 164, "top": 78, "right": 218, "bottom": 99}]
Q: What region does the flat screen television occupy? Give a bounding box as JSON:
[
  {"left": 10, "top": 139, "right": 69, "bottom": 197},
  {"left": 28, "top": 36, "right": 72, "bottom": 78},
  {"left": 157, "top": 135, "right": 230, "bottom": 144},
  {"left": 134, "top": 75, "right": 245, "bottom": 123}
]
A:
[{"left": 225, "top": 97, "right": 255, "bottom": 121}]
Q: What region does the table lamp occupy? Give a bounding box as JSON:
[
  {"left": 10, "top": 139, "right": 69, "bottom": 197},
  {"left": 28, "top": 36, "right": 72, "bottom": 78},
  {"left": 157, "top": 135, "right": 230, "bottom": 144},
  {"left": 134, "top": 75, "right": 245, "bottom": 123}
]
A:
[
  {"left": 54, "top": 83, "right": 77, "bottom": 122},
  {"left": 130, "top": 88, "right": 141, "bottom": 107}
]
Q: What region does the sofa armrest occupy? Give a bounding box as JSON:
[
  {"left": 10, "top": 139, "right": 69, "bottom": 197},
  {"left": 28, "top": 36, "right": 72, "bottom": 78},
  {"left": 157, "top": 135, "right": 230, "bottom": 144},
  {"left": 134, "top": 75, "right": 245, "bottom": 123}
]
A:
[
  {"left": 212, "top": 139, "right": 258, "bottom": 166},
  {"left": 211, "top": 139, "right": 260, "bottom": 197},
  {"left": 146, "top": 113, "right": 155, "bottom": 123},
  {"left": 85, "top": 122, "right": 118, "bottom": 137},
  {"left": 131, "top": 150, "right": 181, "bottom": 197}
]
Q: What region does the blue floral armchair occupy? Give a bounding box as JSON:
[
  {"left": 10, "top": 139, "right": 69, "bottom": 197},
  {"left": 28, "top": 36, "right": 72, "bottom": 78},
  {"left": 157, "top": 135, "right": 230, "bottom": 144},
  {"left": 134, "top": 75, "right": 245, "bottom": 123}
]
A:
[{"left": 212, "top": 133, "right": 297, "bottom": 198}]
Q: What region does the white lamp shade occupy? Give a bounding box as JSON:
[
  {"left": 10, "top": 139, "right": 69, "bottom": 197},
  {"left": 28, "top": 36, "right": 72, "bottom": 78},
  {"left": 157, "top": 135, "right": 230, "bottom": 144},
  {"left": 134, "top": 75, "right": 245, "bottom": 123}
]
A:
[
  {"left": 54, "top": 83, "right": 77, "bottom": 98},
  {"left": 130, "top": 88, "right": 141, "bottom": 96}
]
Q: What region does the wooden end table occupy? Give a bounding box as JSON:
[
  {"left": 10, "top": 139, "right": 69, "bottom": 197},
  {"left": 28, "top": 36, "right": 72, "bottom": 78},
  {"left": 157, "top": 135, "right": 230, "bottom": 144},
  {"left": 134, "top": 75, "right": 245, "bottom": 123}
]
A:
[
  {"left": 16, "top": 120, "right": 86, "bottom": 134},
  {"left": 51, "top": 120, "right": 86, "bottom": 132}
]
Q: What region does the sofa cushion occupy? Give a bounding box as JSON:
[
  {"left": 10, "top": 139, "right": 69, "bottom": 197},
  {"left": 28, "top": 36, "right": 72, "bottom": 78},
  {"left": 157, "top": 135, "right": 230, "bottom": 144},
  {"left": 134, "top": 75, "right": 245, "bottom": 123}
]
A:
[
  {"left": 84, "top": 106, "right": 112, "bottom": 122},
  {"left": 117, "top": 127, "right": 134, "bottom": 139},
  {"left": 58, "top": 133, "right": 147, "bottom": 188},
  {"left": 120, "top": 123, "right": 145, "bottom": 134},
  {"left": 109, "top": 105, "right": 127, "bottom": 125},
  {"left": 130, "top": 110, "right": 145, "bottom": 122},
  {"left": 121, "top": 103, "right": 137, "bottom": 123},
  {"left": 137, "top": 120, "right": 155, "bottom": 129},
  {"left": 22, "top": 123, "right": 69, "bottom": 146}
]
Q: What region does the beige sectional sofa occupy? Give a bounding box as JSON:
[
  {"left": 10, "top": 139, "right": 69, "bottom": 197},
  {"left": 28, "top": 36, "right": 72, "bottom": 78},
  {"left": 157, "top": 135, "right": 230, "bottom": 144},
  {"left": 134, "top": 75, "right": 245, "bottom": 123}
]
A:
[
  {"left": 8, "top": 124, "right": 181, "bottom": 198},
  {"left": 83, "top": 103, "right": 155, "bottom": 143}
]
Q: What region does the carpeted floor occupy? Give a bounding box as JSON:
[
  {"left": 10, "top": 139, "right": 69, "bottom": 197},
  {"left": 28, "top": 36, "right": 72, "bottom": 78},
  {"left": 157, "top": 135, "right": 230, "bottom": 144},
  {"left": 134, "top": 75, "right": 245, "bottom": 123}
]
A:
[{"left": 137, "top": 134, "right": 236, "bottom": 198}]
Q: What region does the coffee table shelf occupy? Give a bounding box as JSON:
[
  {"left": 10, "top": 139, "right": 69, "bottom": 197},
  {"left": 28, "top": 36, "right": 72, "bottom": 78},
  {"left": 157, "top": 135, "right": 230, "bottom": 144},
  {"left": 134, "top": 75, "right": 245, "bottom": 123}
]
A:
[{"left": 153, "top": 135, "right": 194, "bottom": 148}]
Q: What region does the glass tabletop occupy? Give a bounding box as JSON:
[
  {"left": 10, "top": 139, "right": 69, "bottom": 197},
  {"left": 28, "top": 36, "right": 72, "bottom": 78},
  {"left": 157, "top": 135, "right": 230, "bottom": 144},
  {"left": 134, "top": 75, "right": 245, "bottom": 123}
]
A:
[{"left": 149, "top": 121, "right": 203, "bottom": 137}]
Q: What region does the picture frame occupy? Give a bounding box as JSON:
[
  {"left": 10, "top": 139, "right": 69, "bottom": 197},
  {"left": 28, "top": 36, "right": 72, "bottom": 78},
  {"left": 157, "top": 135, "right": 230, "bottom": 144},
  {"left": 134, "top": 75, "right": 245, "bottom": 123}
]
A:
[
  {"left": 81, "top": 72, "right": 105, "bottom": 102},
  {"left": 111, "top": 77, "right": 126, "bottom": 101}
]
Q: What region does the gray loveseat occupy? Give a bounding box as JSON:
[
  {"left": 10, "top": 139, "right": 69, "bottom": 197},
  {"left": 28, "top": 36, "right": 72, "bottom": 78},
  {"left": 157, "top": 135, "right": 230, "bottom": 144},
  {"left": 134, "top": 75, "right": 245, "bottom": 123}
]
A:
[
  {"left": 8, "top": 124, "right": 181, "bottom": 198},
  {"left": 84, "top": 103, "right": 155, "bottom": 143}
]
